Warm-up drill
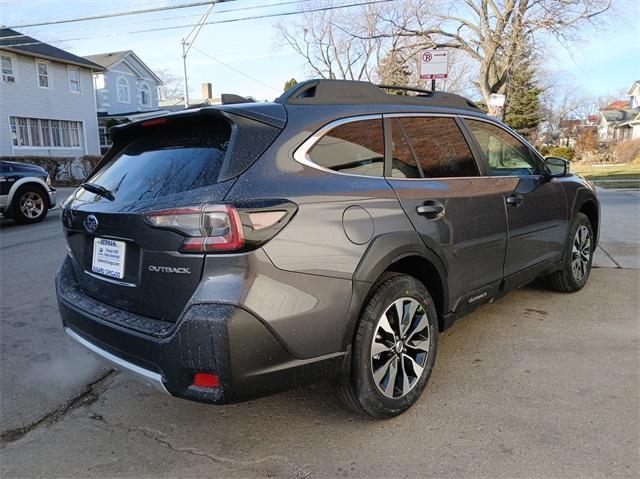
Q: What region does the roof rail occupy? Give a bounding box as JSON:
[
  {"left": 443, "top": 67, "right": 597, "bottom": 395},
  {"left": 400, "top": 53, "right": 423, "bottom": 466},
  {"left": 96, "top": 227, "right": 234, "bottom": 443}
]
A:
[{"left": 275, "top": 79, "right": 481, "bottom": 111}]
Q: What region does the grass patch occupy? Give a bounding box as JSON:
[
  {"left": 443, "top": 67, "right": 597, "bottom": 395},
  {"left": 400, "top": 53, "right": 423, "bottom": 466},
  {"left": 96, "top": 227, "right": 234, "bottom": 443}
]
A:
[{"left": 571, "top": 163, "right": 640, "bottom": 188}]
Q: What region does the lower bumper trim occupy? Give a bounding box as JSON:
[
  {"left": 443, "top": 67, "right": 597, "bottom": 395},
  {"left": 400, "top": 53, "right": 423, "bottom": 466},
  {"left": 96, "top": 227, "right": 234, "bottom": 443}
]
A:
[{"left": 65, "top": 327, "right": 169, "bottom": 395}]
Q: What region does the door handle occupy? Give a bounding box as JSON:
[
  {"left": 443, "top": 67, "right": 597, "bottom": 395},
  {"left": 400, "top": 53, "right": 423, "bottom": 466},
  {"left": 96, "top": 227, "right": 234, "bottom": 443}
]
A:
[
  {"left": 416, "top": 201, "right": 445, "bottom": 220},
  {"left": 506, "top": 194, "right": 524, "bottom": 207}
]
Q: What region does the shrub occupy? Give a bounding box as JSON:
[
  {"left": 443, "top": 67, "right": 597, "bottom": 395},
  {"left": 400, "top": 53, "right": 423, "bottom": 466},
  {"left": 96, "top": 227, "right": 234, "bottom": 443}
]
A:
[
  {"left": 546, "top": 146, "right": 575, "bottom": 161},
  {"left": 613, "top": 139, "right": 640, "bottom": 164}
]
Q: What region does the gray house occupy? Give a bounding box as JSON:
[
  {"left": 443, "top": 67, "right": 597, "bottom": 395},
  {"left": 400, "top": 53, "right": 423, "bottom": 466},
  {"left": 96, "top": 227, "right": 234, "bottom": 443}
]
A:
[
  {"left": 82, "top": 51, "right": 162, "bottom": 150},
  {"left": 0, "top": 28, "right": 104, "bottom": 159}
]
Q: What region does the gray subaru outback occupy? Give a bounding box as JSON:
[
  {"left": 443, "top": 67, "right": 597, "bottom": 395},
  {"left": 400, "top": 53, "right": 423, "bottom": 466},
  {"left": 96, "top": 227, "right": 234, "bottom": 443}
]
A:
[{"left": 56, "top": 80, "right": 599, "bottom": 418}]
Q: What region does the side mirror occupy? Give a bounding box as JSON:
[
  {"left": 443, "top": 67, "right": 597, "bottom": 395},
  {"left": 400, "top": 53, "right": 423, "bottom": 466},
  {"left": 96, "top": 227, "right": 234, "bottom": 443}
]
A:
[{"left": 544, "top": 157, "right": 569, "bottom": 178}]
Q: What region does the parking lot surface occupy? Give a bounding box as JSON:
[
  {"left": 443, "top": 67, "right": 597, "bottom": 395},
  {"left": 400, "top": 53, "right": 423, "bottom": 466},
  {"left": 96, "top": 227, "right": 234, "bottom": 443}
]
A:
[{"left": 1, "top": 188, "right": 639, "bottom": 478}]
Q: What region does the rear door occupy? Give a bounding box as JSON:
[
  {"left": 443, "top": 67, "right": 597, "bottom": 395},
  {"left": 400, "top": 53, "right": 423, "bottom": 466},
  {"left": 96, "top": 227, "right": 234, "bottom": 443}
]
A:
[
  {"left": 384, "top": 115, "right": 512, "bottom": 311},
  {"left": 462, "top": 118, "right": 568, "bottom": 281}
]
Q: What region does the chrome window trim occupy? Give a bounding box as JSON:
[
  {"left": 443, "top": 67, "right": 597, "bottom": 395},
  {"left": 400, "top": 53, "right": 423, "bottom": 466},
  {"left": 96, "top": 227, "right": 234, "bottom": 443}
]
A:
[
  {"left": 292, "top": 111, "right": 540, "bottom": 181},
  {"left": 292, "top": 114, "right": 384, "bottom": 179}
]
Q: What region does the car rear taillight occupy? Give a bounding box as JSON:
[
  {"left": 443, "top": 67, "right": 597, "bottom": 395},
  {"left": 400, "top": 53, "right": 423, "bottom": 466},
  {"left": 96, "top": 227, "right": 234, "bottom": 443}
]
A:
[
  {"left": 144, "top": 201, "right": 296, "bottom": 254},
  {"left": 146, "top": 205, "right": 244, "bottom": 253}
]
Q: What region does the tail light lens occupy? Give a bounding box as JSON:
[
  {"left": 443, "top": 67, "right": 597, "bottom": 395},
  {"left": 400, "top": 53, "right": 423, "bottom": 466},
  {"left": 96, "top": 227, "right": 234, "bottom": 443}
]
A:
[{"left": 144, "top": 202, "right": 296, "bottom": 254}]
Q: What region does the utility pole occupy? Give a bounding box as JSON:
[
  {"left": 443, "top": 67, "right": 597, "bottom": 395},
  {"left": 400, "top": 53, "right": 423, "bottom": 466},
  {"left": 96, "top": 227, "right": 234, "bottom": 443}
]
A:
[{"left": 181, "top": 2, "right": 216, "bottom": 108}]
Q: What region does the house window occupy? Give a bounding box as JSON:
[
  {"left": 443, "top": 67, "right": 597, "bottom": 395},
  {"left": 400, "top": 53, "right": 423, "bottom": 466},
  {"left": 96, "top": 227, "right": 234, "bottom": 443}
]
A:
[
  {"left": 36, "top": 61, "right": 49, "bottom": 88},
  {"left": 98, "top": 126, "right": 110, "bottom": 147},
  {"left": 29, "top": 119, "right": 41, "bottom": 146},
  {"left": 1, "top": 54, "right": 15, "bottom": 83},
  {"left": 17, "top": 118, "right": 29, "bottom": 146},
  {"left": 51, "top": 120, "right": 62, "bottom": 147},
  {"left": 117, "top": 77, "right": 130, "bottom": 103},
  {"left": 8, "top": 116, "right": 82, "bottom": 148},
  {"left": 140, "top": 83, "right": 151, "bottom": 106},
  {"left": 68, "top": 67, "right": 81, "bottom": 93},
  {"left": 40, "top": 119, "right": 52, "bottom": 146}
]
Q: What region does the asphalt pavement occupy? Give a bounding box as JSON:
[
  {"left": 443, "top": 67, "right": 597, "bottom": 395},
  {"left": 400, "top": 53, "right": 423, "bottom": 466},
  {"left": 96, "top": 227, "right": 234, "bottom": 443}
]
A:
[{"left": 0, "top": 187, "right": 638, "bottom": 478}]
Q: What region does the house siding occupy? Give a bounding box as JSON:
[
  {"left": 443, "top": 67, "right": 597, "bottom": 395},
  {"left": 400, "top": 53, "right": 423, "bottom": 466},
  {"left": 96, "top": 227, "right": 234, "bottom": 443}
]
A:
[
  {"left": 0, "top": 52, "right": 100, "bottom": 156},
  {"left": 94, "top": 61, "right": 159, "bottom": 116}
]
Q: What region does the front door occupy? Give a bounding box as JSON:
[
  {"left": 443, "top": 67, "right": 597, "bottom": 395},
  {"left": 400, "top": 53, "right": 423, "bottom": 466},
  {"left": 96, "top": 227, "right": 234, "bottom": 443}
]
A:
[
  {"left": 384, "top": 115, "right": 511, "bottom": 311},
  {"left": 463, "top": 118, "right": 568, "bottom": 279}
]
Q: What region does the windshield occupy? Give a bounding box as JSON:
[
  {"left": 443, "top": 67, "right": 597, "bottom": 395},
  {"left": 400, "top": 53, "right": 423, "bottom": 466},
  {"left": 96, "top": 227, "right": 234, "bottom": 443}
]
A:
[{"left": 76, "top": 120, "right": 231, "bottom": 204}]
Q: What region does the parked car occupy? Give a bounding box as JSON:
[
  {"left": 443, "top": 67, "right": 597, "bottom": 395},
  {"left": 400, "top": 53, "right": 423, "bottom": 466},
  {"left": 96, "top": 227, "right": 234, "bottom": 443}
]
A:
[
  {"left": 56, "top": 80, "right": 599, "bottom": 418},
  {"left": 0, "top": 160, "right": 57, "bottom": 224}
]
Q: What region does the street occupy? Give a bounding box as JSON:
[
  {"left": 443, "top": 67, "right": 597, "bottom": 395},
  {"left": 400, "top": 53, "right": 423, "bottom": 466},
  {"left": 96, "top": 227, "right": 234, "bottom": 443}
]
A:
[{"left": 1, "top": 188, "right": 638, "bottom": 478}]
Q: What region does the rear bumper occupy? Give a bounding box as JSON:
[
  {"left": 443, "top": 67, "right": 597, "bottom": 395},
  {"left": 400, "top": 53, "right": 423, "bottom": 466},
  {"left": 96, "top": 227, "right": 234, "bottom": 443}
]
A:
[
  {"left": 65, "top": 327, "right": 168, "bottom": 394},
  {"left": 56, "top": 257, "right": 343, "bottom": 404}
]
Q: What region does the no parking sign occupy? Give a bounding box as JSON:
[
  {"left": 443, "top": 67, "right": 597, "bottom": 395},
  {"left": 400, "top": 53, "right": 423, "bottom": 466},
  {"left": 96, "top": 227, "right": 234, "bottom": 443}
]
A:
[{"left": 420, "top": 50, "right": 449, "bottom": 80}]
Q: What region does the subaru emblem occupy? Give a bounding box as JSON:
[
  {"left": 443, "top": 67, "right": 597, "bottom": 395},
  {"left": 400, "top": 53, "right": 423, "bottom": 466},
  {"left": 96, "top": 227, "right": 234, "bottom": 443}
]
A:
[{"left": 84, "top": 214, "right": 98, "bottom": 233}]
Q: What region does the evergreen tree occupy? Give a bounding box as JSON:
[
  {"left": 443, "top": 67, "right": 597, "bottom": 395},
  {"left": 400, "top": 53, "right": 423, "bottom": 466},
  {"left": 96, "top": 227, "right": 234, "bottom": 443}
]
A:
[
  {"left": 377, "top": 50, "right": 411, "bottom": 94},
  {"left": 504, "top": 50, "right": 542, "bottom": 139},
  {"left": 284, "top": 78, "right": 298, "bottom": 91}
]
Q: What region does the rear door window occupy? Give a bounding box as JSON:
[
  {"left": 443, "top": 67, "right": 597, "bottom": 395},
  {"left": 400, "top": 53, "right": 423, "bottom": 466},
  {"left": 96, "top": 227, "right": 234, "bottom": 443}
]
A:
[
  {"left": 307, "top": 119, "right": 384, "bottom": 177},
  {"left": 78, "top": 120, "right": 231, "bottom": 203},
  {"left": 389, "top": 117, "right": 479, "bottom": 178}
]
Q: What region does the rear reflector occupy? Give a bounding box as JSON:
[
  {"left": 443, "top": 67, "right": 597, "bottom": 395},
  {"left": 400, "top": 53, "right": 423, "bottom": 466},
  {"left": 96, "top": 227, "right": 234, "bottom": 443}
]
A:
[{"left": 193, "top": 373, "right": 220, "bottom": 388}]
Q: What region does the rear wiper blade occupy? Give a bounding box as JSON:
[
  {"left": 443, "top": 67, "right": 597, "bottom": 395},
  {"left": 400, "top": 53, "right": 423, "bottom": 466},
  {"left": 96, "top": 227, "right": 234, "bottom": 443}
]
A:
[{"left": 80, "top": 182, "right": 115, "bottom": 201}]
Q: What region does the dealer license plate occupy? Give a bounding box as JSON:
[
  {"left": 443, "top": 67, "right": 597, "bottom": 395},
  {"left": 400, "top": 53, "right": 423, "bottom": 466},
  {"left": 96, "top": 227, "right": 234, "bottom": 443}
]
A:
[{"left": 91, "top": 238, "right": 126, "bottom": 279}]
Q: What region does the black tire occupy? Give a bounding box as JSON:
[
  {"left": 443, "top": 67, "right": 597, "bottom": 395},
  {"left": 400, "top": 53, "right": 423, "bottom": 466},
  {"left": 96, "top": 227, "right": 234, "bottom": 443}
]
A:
[
  {"left": 547, "top": 212, "right": 594, "bottom": 292},
  {"left": 337, "top": 273, "right": 438, "bottom": 419},
  {"left": 12, "top": 185, "right": 48, "bottom": 224}
]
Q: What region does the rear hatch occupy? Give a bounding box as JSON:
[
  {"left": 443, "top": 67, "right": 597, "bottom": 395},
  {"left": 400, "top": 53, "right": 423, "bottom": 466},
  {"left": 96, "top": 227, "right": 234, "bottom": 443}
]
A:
[{"left": 62, "top": 108, "right": 283, "bottom": 322}]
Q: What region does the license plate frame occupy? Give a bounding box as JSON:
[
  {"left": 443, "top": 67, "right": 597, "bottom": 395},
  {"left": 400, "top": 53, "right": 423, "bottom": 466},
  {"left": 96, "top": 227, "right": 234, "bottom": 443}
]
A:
[{"left": 91, "top": 238, "right": 126, "bottom": 279}]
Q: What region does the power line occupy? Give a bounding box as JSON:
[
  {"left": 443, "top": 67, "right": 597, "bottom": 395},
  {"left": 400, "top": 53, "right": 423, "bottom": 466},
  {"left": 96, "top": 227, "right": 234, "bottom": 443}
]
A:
[
  {"left": 191, "top": 45, "right": 280, "bottom": 93},
  {"left": 2, "top": 0, "right": 317, "bottom": 40},
  {"left": 3, "top": 0, "right": 394, "bottom": 47},
  {"left": 5, "top": 1, "right": 234, "bottom": 29}
]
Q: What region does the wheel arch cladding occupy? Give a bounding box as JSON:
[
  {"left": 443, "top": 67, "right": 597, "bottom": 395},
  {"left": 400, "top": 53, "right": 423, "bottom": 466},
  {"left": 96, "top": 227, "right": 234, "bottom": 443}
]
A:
[{"left": 347, "top": 232, "right": 448, "bottom": 345}]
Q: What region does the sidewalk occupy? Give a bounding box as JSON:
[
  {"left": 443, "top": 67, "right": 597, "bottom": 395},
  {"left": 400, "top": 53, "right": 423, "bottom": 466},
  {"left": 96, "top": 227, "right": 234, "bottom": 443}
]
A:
[{"left": 592, "top": 188, "right": 640, "bottom": 269}]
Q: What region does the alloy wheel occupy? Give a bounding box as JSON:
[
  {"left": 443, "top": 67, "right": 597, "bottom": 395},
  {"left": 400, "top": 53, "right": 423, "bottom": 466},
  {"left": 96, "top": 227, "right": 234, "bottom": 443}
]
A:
[
  {"left": 571, "top": 225, "right": 591, "bottom": 282},
  {"left": 19, "top": 192, "right": 44, "bottom": 219},
  {"left": 370, "top": 297, "right": 430, "bottom": 399}
]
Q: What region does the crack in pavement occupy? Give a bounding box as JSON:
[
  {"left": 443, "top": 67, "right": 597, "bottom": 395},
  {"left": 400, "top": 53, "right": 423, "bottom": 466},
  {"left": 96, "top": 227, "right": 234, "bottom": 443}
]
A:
[
  {"left": 91, "top": 416, "right": 312, "bottom": 479},
  {"left": 0, "top": 370, "right": 115, "bottom": 447}
]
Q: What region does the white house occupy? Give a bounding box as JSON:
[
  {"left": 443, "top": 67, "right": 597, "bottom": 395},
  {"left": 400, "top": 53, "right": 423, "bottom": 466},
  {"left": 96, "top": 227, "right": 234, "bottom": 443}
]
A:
[
  {"left": 0, "top": 28, "right": 104, "bottom": 158},
  {"left": 82, "top": 51, "right": 162, "bottom": 151},
  {"left": 597, "top": 80, "right": 640, "bottom": 142}
]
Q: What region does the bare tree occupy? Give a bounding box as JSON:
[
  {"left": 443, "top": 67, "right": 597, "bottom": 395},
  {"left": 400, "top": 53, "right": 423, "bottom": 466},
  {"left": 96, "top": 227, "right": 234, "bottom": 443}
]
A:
[
  {"left": 276, "top": 0, "right": 405, "bottom": 81},
  {"left": 155, "top": 68, "right": 184, "bottom": 102},
  {"left": 378, "top": 0, "right": 612, "bottom": 105}
]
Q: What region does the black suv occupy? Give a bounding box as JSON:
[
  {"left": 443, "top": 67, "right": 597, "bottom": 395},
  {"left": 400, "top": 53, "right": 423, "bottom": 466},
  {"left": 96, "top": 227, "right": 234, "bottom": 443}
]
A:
[
  {"left": 57, "top": 80, "right": 599, "bottom": 418},
  {"left": 0, "top": 160, "right": 57, "bottom": 224}
]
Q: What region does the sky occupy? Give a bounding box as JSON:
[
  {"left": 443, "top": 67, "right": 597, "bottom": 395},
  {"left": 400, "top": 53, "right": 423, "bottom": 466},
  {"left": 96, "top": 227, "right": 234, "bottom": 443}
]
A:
[{"left": 1, "top": 0, "right": 638, "bottom": 102}]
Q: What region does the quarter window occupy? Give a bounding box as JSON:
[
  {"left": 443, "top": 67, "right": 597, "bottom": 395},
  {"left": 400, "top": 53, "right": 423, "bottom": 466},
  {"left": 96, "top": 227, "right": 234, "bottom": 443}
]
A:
[
  {"left": 1, "top": 54, "right": 15, "bottom": 83},
  {"left": 307, "top": 119, "right": 384, "bottom": 177},
  {"left": 117, "top": 77, "right": 130, "bottom": 103},
  {"left": 465, "top": 120, "right": 539, "bottom": 176},
  {"left": 37, "top": 61, "right": 49, "bottom": 88},
  {"left": 390, "top": 117, "right": 478, "bottom": 178},
  {"left": 68, "top": 67, "right": 81, "bottom": 93}
]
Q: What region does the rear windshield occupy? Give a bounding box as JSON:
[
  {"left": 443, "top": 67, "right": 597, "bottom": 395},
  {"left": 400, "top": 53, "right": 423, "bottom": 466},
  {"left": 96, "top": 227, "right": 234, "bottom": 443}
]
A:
[{"left": 77, "top": 120, "right": 231, "bottom": 204}]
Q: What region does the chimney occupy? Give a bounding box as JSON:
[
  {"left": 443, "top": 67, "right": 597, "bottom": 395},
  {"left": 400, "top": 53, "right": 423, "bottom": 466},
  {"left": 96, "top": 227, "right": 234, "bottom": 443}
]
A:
[{"left": 202, "top": 83, "right": 213, "bottom": 101}]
